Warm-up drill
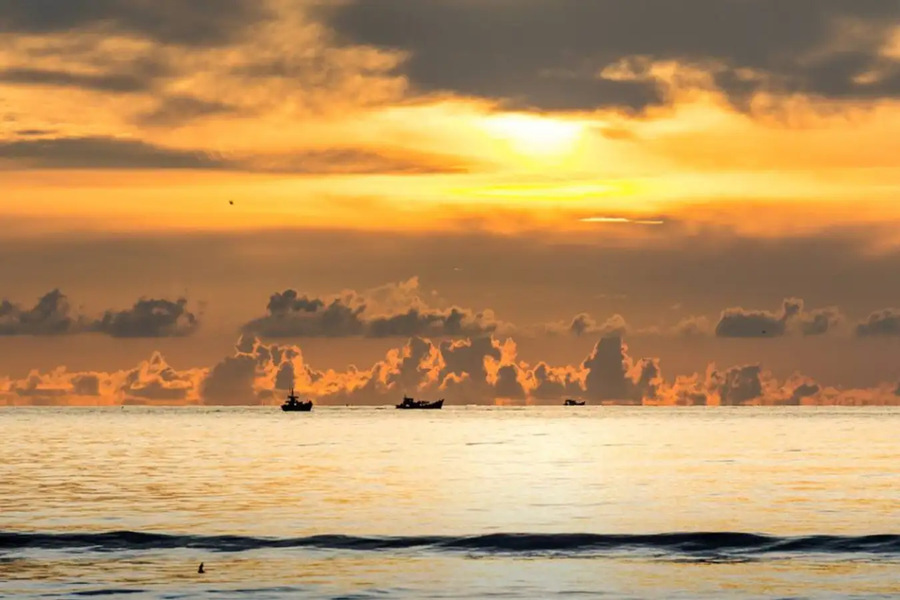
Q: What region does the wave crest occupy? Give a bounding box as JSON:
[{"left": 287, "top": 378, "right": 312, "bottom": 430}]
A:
[{"left": 3, "top": 531, "right": 899, "bottom": 557}]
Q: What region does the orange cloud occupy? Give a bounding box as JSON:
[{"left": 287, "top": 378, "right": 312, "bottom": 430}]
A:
[{"left": 5, "top": 333, "right": 898, "bottom": 407}]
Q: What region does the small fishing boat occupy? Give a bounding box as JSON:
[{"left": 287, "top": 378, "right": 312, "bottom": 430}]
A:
[
  {"left": 564, "top": 399, "right": 585, "bottom": 406},
  {"left": 281, "top": 388, "right": 312, "bottom": 412},
  {"left": 396, "top": 396, "right": 444, "bottom": 410}
]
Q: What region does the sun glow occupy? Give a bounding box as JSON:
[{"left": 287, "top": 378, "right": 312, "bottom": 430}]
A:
[{"left": 482, "top": 114, "right": 583, "bottom": 158}]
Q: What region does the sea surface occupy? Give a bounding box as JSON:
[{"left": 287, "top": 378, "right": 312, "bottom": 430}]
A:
[{"left": 1, "top": 406, "right": 899, "bottom": 599}]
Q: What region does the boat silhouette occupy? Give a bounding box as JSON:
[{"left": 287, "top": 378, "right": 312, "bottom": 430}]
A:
[
  {"left": 564, "top": 399, "right": 585, "bottom": 406},
  {"left": 281, "top": 388, "right": 312, "bottom": 412},
  {"left": 396, "top": 396, "right": 444, "bottom": 410}
]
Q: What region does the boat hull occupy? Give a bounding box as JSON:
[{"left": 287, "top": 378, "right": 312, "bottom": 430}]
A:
[
  {"left": 281, "top": 403, "right": 313, "bottom": 412},
  {"left": 396, "top": 399, "right": 444, "bottom": 410}
]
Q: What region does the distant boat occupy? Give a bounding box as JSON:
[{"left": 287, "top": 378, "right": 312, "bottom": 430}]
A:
[
  {"left": 281, "top": 388, "right": 312, "bottom": 412},
  {"left": 564, "top": 399, "right": 585, "bottom": 406},
  {"left": 396, "top": 396, "right": 444, "bottom": 410}
]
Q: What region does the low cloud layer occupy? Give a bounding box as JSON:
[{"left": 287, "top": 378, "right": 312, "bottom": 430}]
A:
[
  {"left": 0, "top": 290, "right": 200, "bottom": 338},
  {"left": 3, "top": 333, "right": 899, "bottom": 407},
  {"left": 242, "top": 278, "right": 507, "bottom": 339}
]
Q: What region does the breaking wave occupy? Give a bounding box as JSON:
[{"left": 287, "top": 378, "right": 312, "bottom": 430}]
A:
[{"left": 3, "top": 531, "right": 900, "bottom": 557}]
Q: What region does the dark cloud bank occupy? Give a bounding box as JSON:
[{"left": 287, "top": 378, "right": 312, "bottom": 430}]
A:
[
  {"left": 3, "top": 0, "right": 898, "bottom": 120},
  {"left": 326, "top": 0, "right": 900, "bottom": 111}
]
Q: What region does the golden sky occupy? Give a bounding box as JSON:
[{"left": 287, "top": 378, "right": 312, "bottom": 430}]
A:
[
  {"left": 2, "top": 0, "right": 900, "bottom": 237},
  {"left": 2, "top": 0, "right": 900, "bottom": 405}
]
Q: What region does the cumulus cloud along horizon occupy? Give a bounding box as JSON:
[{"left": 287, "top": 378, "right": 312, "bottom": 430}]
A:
[
  {"left": 0, "top": 289, "right": 200, "bottom": 338},
  {"left": 241, "top": 277, "right": 511, "bottom": 339},
  {"left": 710, "top": 298, "right": 900, "bottom": 339},
  {"left": 702, "top": 298, "right": 841, "bottom": 338},
  {"left": 546, "top": 297, "right": 850, "bottom": 338},
  {"left": 5, "top": 286, "right": 897, "bottom": 343},
  {"left": 3, "top": 333, "right": 899, "bottom": 407}
]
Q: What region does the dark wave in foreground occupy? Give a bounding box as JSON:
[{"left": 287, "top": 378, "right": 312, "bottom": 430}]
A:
[{"left": 3, "top": 531, "right": 900, "bottom": 557}]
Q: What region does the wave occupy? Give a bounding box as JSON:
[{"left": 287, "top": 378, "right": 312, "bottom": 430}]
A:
[{"left": 2, "top": 531, "right": 900, "bottom": 557}]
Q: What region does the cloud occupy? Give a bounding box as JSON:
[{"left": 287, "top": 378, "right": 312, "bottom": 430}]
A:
[
  {"left": 0, "top": 290, "right": 200, "bottom": 338},
  {"left": 715, "top": 298, "right": 802, "bottom": 338},
  {"left": 0, "top": 350, "right": 205, "bottom": 406},
  {"left": 0, "top": 67, "right": 151, "bottom": 93},
  {"left": 0, "top": 136, "right": 475, "bottom": 174},
  {"left": 582, "top": 336, "right": 660, "bottom": 403},
  {"left": 244, "top": 290, "right": 366, "bottom": 338},
  {"left": 672, "top": 315, "right": 714, "bottom": 337},
  {"left": 799, "top": 307, "right": 843, "bottom": 336},
  {"left": 238, "top": 148, "right": 477, "bottom": 176},
  {"left": 573, "top": 313, "right": 627, "bottom": 338},
  {"left": 788, "top": 381, "right": 821, "bottom": 406},
  {"left": 0, "top": 290, "right": 85, "bottom": 336},
  {"left": 524, "top": 363, "right": 584, "bottom": 401},
  {"left": 707, "top": 364, "right": 764, "bottom": 406},
  {"left": 715, "top": 298, "right": 842, "bottom": 338},
  {"left": 327, "top": 0, "right": 900, "bottom": 111},
  {"left": 200, "top": 336, "right": 320, "bottom": 405},
  {"left": 201, "top": 333, "right": 644, "bottom": 406},
  {"left": 655, "top": 366, "right": 813, "bottom": 407},
  {"left": 121, "top": 352, "right": 204, "bottom": 404},
  {"left": 545, "top": 300, "right": 845, "bottom": 340},
  {"left": 93, "top": 298, "right": 199, "bottom": 338},
  {"left": 856, "top": 309, "right": 900, "bottom": 337},
  {"left": 0, "top": 1, "right": 405, "bottom": 132},
  {"left": 5, "top": 332, "right": 900, "bottom": 406},
  {"left": 136, "top": 96, "right": 238, "bottom": 127},
  {"left": 0, "top": 137, "right": 225, "bottom": 170},
  {"left": 0, "top": 0, "right": 270, "bottom": 47},
  {"left": 541, "top": 313, "right": 627, "bottom": 337},
  {"left": 242, "top": 278, "right": 506, "bottom": 339}
]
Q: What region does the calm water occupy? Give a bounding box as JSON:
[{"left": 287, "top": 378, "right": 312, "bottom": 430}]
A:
[{"left": 1, "top": 406, "right": 899, "bottom": 599}]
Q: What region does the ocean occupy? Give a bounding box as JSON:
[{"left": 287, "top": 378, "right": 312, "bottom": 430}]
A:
[{"left": 1, "top": 406, "right": 898, "bottom": 599}]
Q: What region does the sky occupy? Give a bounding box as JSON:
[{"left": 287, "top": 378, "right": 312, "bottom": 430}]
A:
[{"left": 2, "top": 0, "right": 900, "bottom": 406}]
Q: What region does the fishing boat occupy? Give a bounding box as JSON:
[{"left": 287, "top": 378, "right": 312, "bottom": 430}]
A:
[
  {"left": 281, "top": 388, "right": 312, "bottom": 412},
  {"left": 564, "top": 399, "right": 585, "bottom": 406},
  {"left": 396, "top": 396, "right": 444, "bottom": 410}
]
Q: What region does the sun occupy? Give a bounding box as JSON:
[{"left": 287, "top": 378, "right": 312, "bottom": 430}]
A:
[{"left": 482, "top": 113, "right": 583, "bottom": 159}]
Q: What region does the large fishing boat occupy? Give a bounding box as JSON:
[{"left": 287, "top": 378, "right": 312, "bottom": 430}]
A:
[
  {"left": 281, "top": 388, "right": 313, "bottom": 412},
  {"left": 396, "top": 396, "right": 444, "bottom": 410},
  {"left": 564, "top": 399, "right": 586, "bottom": 406}
]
